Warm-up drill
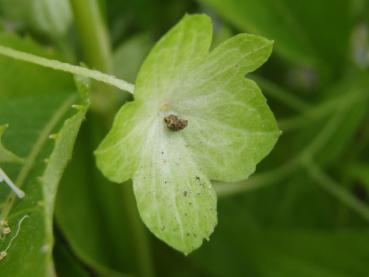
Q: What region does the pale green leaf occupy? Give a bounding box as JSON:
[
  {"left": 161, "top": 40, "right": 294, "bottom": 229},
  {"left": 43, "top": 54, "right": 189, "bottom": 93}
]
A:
[
  {"left": 96, "top": 14, "right": 279, "bottom": 253},
  {"left": 179, "top": 78, "right": 280, "bottom": 182},
  {"left": 175, "top": 34, "right": 278, "bottom": 181},
  {"left": 96, "top": 102, "right": 152, "bottom": 183}
]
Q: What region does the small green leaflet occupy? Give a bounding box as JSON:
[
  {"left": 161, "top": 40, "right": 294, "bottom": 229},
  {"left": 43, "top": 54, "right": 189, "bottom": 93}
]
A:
[{"left": 95, "top": 14, "right": 280, "bottom": 254}]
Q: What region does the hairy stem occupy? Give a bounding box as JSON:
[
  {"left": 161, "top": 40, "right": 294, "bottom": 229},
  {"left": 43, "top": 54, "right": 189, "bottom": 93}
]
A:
[{"left": 0, "top": 45, "right": 134, "bottom": 93}]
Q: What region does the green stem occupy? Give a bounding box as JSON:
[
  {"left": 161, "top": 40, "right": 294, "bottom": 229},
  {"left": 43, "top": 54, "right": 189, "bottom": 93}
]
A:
[
  {"left": 0, "top": 45, "right": 134, "bottom": 93},
  {"left": 121, "top": 184, "right": 155, "bottom": 277},
  {"left": 69, "top": 0, "right": 112, "bottom": 73}
]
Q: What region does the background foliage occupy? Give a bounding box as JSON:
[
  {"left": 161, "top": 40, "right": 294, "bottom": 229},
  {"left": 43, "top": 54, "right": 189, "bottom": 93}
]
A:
[{"left": 0, "top": 0, "right": 369, "bottom": 276}]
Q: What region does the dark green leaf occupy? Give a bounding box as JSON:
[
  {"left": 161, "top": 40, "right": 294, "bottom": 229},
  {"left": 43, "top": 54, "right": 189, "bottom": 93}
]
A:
[{"left": 0, "top": 34, "right": 88, "bottom": 276}]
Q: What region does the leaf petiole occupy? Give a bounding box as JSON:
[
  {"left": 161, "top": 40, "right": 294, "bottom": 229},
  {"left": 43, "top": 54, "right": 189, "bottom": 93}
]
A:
[{"left": 0, "top": 45, "right": 135, "bottom": 94}]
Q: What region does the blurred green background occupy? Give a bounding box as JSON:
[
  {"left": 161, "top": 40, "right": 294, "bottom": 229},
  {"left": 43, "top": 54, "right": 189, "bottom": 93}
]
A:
[{"left": 1, "top": 0, "right": 369, "bottom": 276}]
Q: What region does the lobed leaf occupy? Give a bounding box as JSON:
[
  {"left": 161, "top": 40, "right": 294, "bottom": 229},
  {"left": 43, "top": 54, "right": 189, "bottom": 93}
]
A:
[{"left": 96, "top": 14, "right": 279, "bottom": 253}]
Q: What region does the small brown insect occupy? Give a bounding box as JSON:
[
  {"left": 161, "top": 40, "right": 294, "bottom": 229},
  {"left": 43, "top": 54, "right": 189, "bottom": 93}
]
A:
[{"left": 164, "top": 114, "right": 188, "bottom": 131}]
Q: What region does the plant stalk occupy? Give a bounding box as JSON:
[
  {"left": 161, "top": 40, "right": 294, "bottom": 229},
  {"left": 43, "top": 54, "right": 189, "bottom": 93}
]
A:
[
  {"left": 69, "top": 0, "right": 112, "bottom": 73},
  {"left": 0, "top": 45, "right": 134, "bottom": 93}
]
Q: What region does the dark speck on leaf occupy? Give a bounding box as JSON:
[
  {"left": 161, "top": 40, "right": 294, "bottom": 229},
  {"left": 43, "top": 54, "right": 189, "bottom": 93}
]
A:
[
  {"left": 195, "top": 176, "right": 200, "bottom": 181},
  {"left": 183, "top": 191, "right": 188, "bottom": 197},
  {"left": 164, "top": 114, "right": 188, "bottom": 131}
]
